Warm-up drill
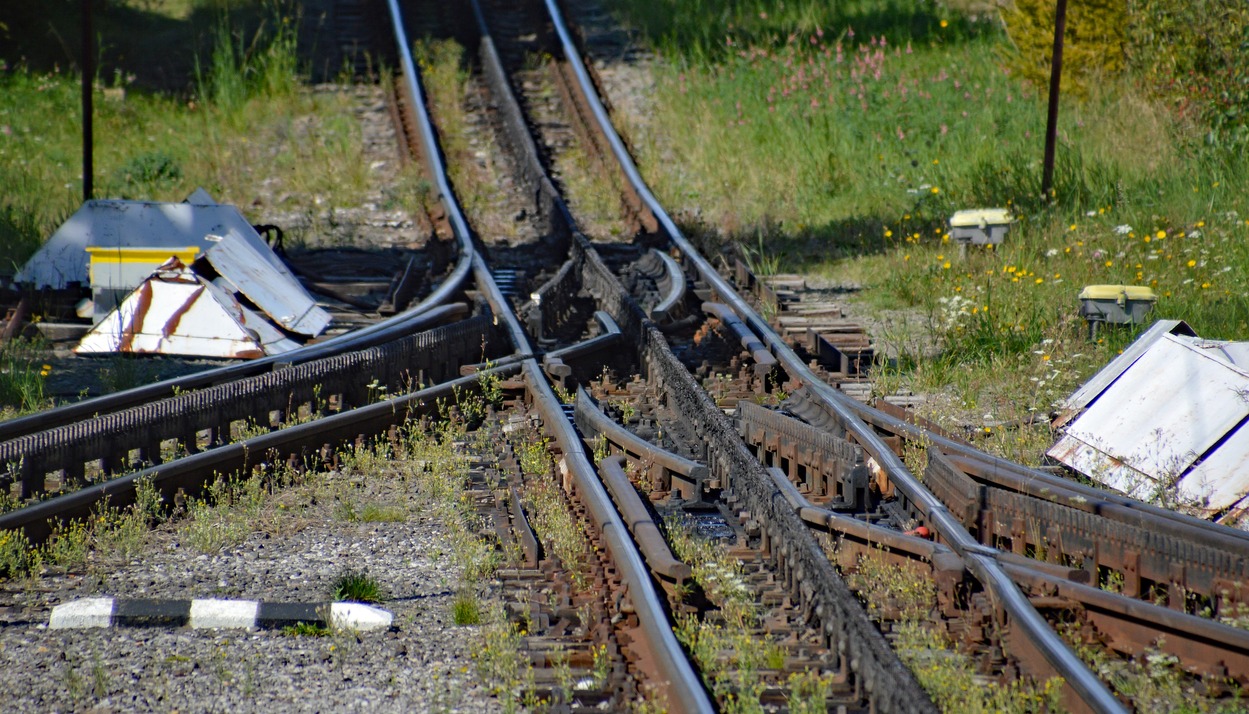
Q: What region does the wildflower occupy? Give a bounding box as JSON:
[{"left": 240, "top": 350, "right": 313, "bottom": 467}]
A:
[
  {"left": 942, "top": 261, "right": 951, "bottom": 269},
  {"left": 1105, "top": 260, "right": 1113, "bottom": 267},
  {"left": 1035, "top": 278, "right": 1043, "bottom": 284},
  {"left": 1156, "top": 230, "right": 1166, "bottom": 239},
  {"left": 940, "top": 19, "right": 949, "bottom": 28},
  {"left": 1187, "top": 259, "right": 1197, "bottom": 267},
  {"left": 1045, "top": 248, "right": 1058, "bottom": 257},
  {"left": 885, "top": 229, "right": 893, "bottom": 237},
  {"left": 1114, "top": 224, "right": 1133, "bottom": 235},
  {"left": 931, "top": 186, "right": 939, "bottom": 194}
]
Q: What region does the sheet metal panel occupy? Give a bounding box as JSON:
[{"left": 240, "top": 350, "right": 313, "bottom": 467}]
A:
[
  {"left": 202, "top": 233, "right": 330, "bottom": 337},
  {"left": 1180, "top": 420, "right": 1249, "bottom": 512},
  {"left": 1053, "top": 320, "right": 1193, "bottom": 428},
  {"left": 1049, "top": 334, "right": 1249, "bottom": 495},
  {"left": 15, "top": 199, "right": 291, "bottom": 289},
  {"left": 76, "top": 268, "right": 265, "bottom": 359}
]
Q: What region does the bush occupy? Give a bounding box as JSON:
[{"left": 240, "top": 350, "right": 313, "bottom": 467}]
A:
[
  {"left": 1000, "top": 0, "right": 1127, "bottom": 96},
  {"left": 1126, "top": 0, "right": 1249, "bottom": 146}
]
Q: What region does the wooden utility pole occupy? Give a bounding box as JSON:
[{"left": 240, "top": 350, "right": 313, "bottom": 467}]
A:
[
  {"left": 1040, "top": 0, "right": 1067, "bottom": 201},
  {"left": 82, "top": 0, "right": 94, "bottom": 201}
]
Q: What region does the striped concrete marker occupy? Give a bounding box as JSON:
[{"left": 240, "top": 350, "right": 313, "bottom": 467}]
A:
[{"left": 49, "top": 597, "right": 392, "bottom": 632}]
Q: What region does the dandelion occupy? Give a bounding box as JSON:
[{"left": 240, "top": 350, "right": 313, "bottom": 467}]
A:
[
  {"left": 942, "top": 261, "right": 951, "bottom": 269},
  {"left": 1035, "top": 278, "right": 1043, "bottom": 284},
  {"left": 1156, "top": 230, "right": 1166, "bottom": 239},
  {"left": 1105, "top": 260, "right": 1113, "bottom": 267},
  {"left": 931, "top": 186, "right": 939, "bottom": 194},
  {"left": 940, "top": 19, "right": 949, "bottom": 28},
  {"left": 1187, "top": 259, "right": 1197, "bottom": 267},
  {"left": 885, "top": 229, "right": 893, "bottom": 237}
]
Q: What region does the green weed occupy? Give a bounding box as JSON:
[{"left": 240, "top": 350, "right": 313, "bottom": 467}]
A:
[
  {"left": 451, "top": 592, "right": 482, "bottom": 626},
  {"left": 281, "top": 621, "right": 329, "bottom": 637},
  {"left": 331, "top": 567, "right": 385, "bottom": 604}
]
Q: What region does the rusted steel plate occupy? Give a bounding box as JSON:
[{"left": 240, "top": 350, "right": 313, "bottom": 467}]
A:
[{"left": 75, "top": 262, "right": 282, "bottom": 358}]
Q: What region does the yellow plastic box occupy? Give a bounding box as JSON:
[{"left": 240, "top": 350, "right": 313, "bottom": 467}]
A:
[
  {"left": 1078, "top": 285, "right": 1156, "bottom": 325},
  {"left": 949, "top": 208, "right": 1013, "bottom": 245}
]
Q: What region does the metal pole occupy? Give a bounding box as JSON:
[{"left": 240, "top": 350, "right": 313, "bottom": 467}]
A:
[
  {"left": 1040, "top": 0, "right": 1067, "bottom": 202},
  {"left": 82, "top": 0, "right": 94, "bottom": 201}
]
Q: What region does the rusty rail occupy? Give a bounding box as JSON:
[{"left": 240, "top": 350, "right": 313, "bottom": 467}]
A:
[
  {"left": 598, "top": 456, "right": 691, "bottom": 583},
  {"left": 574, "top": 386, "right": 707, "bottom": 501},
  {"left": 541, "top": 0, "right": 1125, "bottom": 707}
]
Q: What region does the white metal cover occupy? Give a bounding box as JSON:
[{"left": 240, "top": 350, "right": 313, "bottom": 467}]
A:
[
  {"left": 1049, "top": 334, "right": 1249, "bottom": 503},
  {"left": 202, "top": 233, "right": 330, "bottom": 337},
  {"left": 75, "top": 262, "right": 279, "bottom": 359},
  {"left": 15, "top": 199, "right": 292, "bottom": 289}
]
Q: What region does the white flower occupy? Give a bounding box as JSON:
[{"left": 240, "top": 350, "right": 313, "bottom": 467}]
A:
[
  {"left": 1086, "top": 210, "right": 1096, "bottom": 217},
  {"left": 1190, "top": 230, "right": 1202, "bottom": 238},
  {"left": 1045, "top": 248, "right": 1059, "bottom": 257},
  {"left": 1114, "top": 224, "right": 1133, "bottom": 235}
]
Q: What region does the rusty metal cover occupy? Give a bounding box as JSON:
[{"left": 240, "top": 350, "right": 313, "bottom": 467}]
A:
[
  {"left": 75, "top": 260, "right": 300, "bottom": 359},
  {"left": 15, "top": 197, "right": 291, "bottom": 290}
]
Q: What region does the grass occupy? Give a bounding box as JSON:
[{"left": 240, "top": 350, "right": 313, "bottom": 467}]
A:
[
  {"left": 282, "top": 620, "right": 329, "bottom": 637},
  {"left": 331, "top": 567, "right": 386, "bottom": 603},
  {"left": 0, "top": 0, "right": 371, "bottom": 279},
  {"left": 845, "top": 548, "right": 1063, "bottom": 713},
  {"left": 605, "top": 0, "right": 1249, "bottom": 468},
  {"left": 666, "top": 517, "right": 830, "bottom": 712},
  {"left": 0, "top": 340, "right": 51, "bottom": 416}
]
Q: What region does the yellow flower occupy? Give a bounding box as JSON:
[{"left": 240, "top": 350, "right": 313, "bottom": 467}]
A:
[
  {"left": 903, "top": 254, "right": 910, "bottom": 261},
  {"left": 1035, "top": 278, "right": 1043, "bottom": 284},
  {"left": 1105, "top": 260, "right": 1113, "bottom": 267},
  {"left": 931, "top": 187, "right": 940, "bottom": 194},
  {"left": 1196, "top": 220, "right": 1205, "bottom": 227},
  {"left": 933, "top": 159, "right": 939, "bottom": 165},
  {"left": 885, "top": 229, "right": 893, "bottom": 237},
  {"left": 1069, "top": 224, "right": 1077, "bottom": 231},
  {"left": 1202, "top": 282, "right": 1211, "bottom": 289},
  {"left": 940, "top": 19, "right": 949, "bottom": 28},
  {"left": 1187, "top": 259, "right": 1197, "bottom": 267},
  {"left": 1143, "top": 235, "right": 1151, "bottom": 243},
  {"left": 1053, "top": 273, "right": 1060, "bottom": 278},
  {"left": 1042, "top": 355, "right": 1051, "bottom": 361},
  {"left": 942, "top": 261, "right": 951, "bottom": 269},
  {"left": 1156, "top": 230, "right": 1166, "bottom": 239}
]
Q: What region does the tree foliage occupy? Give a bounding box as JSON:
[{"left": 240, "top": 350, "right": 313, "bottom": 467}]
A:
[{"left": 999, "top": 0, "right": 1126, "bottom": 97}]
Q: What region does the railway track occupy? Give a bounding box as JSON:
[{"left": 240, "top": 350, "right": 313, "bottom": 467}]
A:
[{"left": 3, "top": 0, "right": 1249, "bottom": 711}]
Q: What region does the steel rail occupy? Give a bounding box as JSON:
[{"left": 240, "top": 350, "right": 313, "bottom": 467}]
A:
[
  {"left": 0, "top": 364, "right": 520, "bottom": 543},
  {"left": 573, "top": 386, "right": 708, "bottom": 497},
  {"left": 767, "top": 459, "right": 1249, "bottom": 683},
  {"left": 541, "top": 0, "right": 1125, "bottom": 709},
  {"left": 648, "top": 249, "right": 686, "bottom": 321},
  {"left": 392, "top": 1, "right": 715, "bottom": 710},
  {"left": 599, "top": 455, "right": 692, "bottom": 582},
  {"left": 947, "top": 452, "right": 1249, "bottom": 559}
]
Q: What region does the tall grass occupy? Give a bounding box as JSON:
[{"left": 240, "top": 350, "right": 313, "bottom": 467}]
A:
[
  {"left": 0, "top": 0, "right": 368, "bottom": 272},
  {"left": 195, "top": 2, "right": 302, "bottom": 119},
  {"left": 606, "top": 0, "right": 1249, "bottom": 455}
]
